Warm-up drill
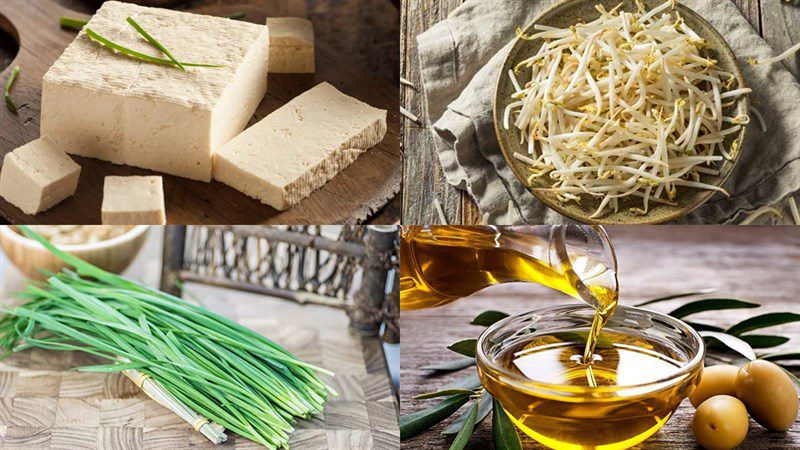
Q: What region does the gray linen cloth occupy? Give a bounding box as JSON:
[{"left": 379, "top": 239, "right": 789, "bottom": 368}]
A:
[{"left": 417, "top": 0, "right": 800, "bottom": 224}]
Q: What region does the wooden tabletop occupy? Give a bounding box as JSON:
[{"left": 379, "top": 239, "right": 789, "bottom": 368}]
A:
[
  {"left": 0, "top": 228, "right": 400, "bottom": 449},
  {"left": 400, "top": 226, "right": 800, "bottom": 449},
  {"left": 0, "top": 0, "right": 401, "bottom": 225},
  {"left": 400, "top": 0, "right": 800, "bottom": 225}
]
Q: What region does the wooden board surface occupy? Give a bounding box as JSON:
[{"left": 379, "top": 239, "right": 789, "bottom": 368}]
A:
[
  {"left": 400, "top": 0, "right": 800, "bottom": 225},
  {"left": 400, "top": 226, "right": 800, "bottom": 449},
  {"left": 0, "top": 0, "right": 401, "bottom": 225},
  {"left": 0, "top": 227, "right": 400, "bottom": 449}
]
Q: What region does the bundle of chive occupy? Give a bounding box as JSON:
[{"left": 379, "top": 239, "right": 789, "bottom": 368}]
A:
[{"left": 0, "top": 226, "right": 336, "bottom": 449}]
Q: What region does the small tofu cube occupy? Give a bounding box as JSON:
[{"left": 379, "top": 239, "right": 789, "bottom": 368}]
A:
[
  {"left": 42, "top": 1, "right": 270, "bottom": 181},
  {"left": 213, "top": 82, "right": 387, "bottom": 210},
  {"left": 0, "top": 139, "right": 81, "bottom": 215},
  {"left": 267, "top": 17, "right": 315, "bottom": 73},
  {"left": 102, "top": 176, "right": 166, "bottom": 224}
]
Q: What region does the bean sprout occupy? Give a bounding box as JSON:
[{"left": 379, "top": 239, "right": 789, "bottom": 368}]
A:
[
  {"left": 504, "top": 1, "right": 749, "bottom": 218},
  {"left": 750, "top": 41, "right": 800, "bottom": 66}
]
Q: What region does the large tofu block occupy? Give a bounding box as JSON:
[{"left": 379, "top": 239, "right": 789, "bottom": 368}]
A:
[
  {"left": 213, "top": 82, "right": 387, "bottom": 210},
  {"left": 42, "top": 1, "right": 270, "bottom": 181},
  {"left": 102, "top": 176, "right": 166, "bottom": 224},
  {"left": 0, "top": 139, "right": 81, "bottom": 215},
  {"left": 267, "top": 18, "right": 315, "bottom": 73}
]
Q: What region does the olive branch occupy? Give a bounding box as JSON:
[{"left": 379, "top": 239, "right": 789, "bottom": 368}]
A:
[{"left": 400, "top": 289, "right": 800, "bottom": 449}]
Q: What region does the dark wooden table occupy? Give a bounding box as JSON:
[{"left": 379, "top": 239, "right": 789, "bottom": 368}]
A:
[
  {"left": 0, "top": 0, "right": 401, "bottom": 225},
  {"left": 400, "top": 0, "right": 800, "bottom": 225},
  {"left": 400, "top": 226, "right": 800, "bottom": 449}
]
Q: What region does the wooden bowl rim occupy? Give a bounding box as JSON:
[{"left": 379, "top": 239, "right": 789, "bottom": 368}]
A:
[
  {"left": 492, "top": 0, "right": 748, "bottom": 224},
  {"left": 0, "top": 225, "right": 150, "bottom": 251}
]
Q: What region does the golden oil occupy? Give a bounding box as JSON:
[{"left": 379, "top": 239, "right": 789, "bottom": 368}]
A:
[
  {"left": 479, "top": 330, "right": 701, "bottom": 449},
  {"left": 399, "top": 225, "right": 618, "bottom": 358}
]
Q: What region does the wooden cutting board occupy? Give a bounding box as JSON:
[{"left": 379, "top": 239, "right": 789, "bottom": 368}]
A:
[{"left": 0, "top": 0, "right": 401, "bottom": 225}]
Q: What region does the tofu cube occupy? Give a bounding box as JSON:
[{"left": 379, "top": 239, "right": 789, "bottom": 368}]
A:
[
  {"left": 267, "top": 17, "right": 315, "bottom": 73},
  {"left": 102, "top": 176, "right": 166, "bottom": 224},
  {"left": 213, "top": 82, "right": 387, "bottom": 210},
  {"left": 42, "top": 1, "right": 270, "bottom": 181},
  {"left": 0, "top": 139, "right": 81, "bottom": 215}
]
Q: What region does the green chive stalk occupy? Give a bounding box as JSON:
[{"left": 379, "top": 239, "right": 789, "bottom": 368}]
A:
[
  {"left": 4, "top": 66, "right": 19, "bottom": 113},
  {"left": 0, "top": 226, "right": 336, "bottom": 449},
  {"left": 85, "top": 28, "right": 225, "bottom": 69},
  {"left": 125, "top": 17, "right": 186, "bottom": 71}
]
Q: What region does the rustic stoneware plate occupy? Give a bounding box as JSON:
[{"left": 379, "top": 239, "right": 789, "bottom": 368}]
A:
[{"left": 494, "top": 0, "right": 748, "bottom": 224}]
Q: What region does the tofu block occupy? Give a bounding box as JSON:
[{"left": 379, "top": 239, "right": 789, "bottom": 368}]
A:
[
  {"left": 0, "top": 139, "right": 81, "bottom": 215},
  {"left": 102, "top": 176, "right": 166, "bottom": 224},
  {"left": 42, "top": 1, "right": 270, "bottom": 181},
  {"left": 267, "top": 17, "right": 315, "bottom": 73},
  {"left": 213, "top": 82, "right": 387, "bottom": 210}
]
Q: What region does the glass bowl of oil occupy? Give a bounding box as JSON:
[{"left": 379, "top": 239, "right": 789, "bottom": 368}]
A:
[{"left": 476, "top": 304, "right": 704, "bottom": 450}]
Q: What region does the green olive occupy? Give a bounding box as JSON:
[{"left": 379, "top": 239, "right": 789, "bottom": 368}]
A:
[
  {"left": 735, "top": 360, "right": 799, "bottom": 431},
  {"left": 692, "top": 395, "right": 749, "bottom": 450},
  {"left": 690, "top": 365, "right": 739, "bottom": 408}
]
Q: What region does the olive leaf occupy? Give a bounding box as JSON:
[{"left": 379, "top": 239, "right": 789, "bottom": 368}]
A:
[
  {"left": 414, "top": 389, "right": 475, "bottom": 400},
  {"left": 443, "top": 372, "right": 482, "bottom": 391},
  {"left": 738, "top": 334, "right": 790, "bottom": 349},
  {"left": 667, "top": 298, "right": 760, "bottom": 318},
  {"left": 492, "top": 397, "right": 522, "bottom": 450},
  {"left": 400, "top": 394, "right": 471, "bottom": 440},
  {"left": 700, "top": 331, "right": 756, "bottom": 361},
  {"left": 448, "top": 400, "right": 480, "bottom": 450},
  {"left": 634, "top": 288, "right": 717, "bottom": 306},
  {"left": 760, "top": 351, "right": 800, "bottom": 362},
  {"left": 725, "top": 312, "right": 800, "bottom": 336},
  {"left": 447, "top": 339, "right": 477, "bottom": 358},
  {"left": 471, "top": 310, "right": 510, "bottom": 327},
  {"left": 421, "top": 358, "right": 475, "bottom": 372},
  {"left": 444, "top": 390, "right": 493, "bottom": 435}
]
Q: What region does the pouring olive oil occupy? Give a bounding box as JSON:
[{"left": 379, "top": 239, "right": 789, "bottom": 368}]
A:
[{"left": 400, "top": 225, "right": 618, "bottom": 361}]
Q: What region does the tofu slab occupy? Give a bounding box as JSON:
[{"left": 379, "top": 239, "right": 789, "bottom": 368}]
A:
[
  {"left": 267, "top": 18, "right": 315, "bottom": 73},
  {"left": 213, "top": 82, "right": 387, "bottom": 210},
  {"left": 42, "top": 1, "right": 270, "bottom": 181},
  {"left": 0, "top": 139, "right": 81, "bottom": 215},
  {"left": 102, "top": 176, "right": 166, "bottom": 224}
]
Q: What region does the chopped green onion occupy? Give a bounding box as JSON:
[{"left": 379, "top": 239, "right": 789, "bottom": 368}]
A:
[
  {"left": 85, "top": 28, "right": 225, "bottom": 69},
  {"left": 126, "top": 17, "right": 185, "bottom": 71},
  {"left": 60, "top": 16, "right": 88, "bottom": 31},
  {"left": 4, "top": 66, "right": 19, "bottom": 114},
  {"left": 226, "top": 12, "right": 246, "bottom": 20}
]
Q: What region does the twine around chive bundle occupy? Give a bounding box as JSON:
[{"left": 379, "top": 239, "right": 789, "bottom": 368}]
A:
[
  {"left": 0, "top": 226, "right": 337, "bottom": 449},
  {"left": 120, "top": 364, "right": 228, "bottom": 444}
]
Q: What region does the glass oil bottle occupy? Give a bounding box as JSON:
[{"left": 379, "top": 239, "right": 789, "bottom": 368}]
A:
[{"left": 399, "top": 225, "right": 619, "bottom": 359}]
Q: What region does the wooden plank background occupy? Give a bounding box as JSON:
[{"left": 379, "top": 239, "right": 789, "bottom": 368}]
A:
[
  {"left": 0, "top": 227, "right": 400, "bottom": 449},
  {"left": 0, "top": 0, "right": 401, "bottom": 225},
  {"left": 400, "top": 226, "right": 800, "bottom": 449},
  {"left": 400, "top": 0, "right": 800, "bottom": 224}
]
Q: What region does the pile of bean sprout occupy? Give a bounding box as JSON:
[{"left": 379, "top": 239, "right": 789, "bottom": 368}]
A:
[{"left": 504, "top": 0, "right": 751, "bottom": 218}]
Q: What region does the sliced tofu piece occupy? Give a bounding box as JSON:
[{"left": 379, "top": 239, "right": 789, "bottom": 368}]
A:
[
  {"left": 213, "top": 82, "right": 387, "bottom": 210},
  {"left": 42, "top": 1, "right": 270, "bottom": 181},
  {"left": 102, "top": 176, "right": 166, "bottom": 224},
  {"left": 0, "top": 139, "right": 81, "bottom": 215},
  {"left": 267, "top": 17, "right": 315, "bottom": 73}
]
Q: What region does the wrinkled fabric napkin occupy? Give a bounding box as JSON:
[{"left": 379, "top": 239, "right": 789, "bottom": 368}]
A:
[{"left": 417, "top": 0, "right": 800, "bottom": 224}]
